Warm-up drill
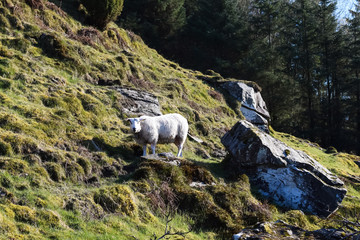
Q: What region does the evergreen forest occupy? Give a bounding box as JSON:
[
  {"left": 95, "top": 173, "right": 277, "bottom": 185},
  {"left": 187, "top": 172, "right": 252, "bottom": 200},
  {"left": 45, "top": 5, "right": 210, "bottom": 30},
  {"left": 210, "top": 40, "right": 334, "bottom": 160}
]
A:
[{"left": 120, "top": 0, "right": 360, "bottom": 154}]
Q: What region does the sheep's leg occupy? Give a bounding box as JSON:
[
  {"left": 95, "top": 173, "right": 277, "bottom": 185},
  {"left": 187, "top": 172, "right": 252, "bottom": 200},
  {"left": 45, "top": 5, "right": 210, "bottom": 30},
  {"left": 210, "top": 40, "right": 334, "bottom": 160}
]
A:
[
  {"left": 177, "top": 144, "right": 183, "bottom": 157},
  {"left": 142, "top": 145, "right": 147, "bottom": 156},
  {"left": 150, "top": 143, "right": 156, "bottom": 155}
]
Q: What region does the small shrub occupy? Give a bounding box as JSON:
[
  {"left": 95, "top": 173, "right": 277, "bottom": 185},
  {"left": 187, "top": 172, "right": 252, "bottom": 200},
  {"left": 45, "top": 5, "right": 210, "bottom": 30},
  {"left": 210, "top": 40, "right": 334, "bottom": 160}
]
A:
[
  {"left": 25, "top": 0, "right": 45, "bottom": 9},
  {"left": 82, "top": 0, "right": 124, "bottom": 30}
]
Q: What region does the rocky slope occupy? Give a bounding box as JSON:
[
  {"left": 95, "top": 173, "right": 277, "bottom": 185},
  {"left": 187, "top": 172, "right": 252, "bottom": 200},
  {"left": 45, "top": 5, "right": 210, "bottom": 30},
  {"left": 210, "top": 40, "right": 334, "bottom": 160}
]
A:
[{"left": 0, "top": 0, "right": 360, "bottom": 239}]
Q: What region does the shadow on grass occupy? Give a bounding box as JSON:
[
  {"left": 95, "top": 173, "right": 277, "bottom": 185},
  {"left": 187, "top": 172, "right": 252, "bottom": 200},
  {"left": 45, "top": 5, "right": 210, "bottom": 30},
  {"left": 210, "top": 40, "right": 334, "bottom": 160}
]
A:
[{"left": 185, "top": 157, "right": 229, "bottom": 180}]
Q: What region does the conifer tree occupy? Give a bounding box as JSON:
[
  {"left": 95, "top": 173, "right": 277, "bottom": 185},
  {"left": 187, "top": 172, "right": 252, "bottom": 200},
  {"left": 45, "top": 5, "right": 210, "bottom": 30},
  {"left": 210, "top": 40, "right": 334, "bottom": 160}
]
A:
[
  {"left": 347, "top": 0, "right": 360, "bottom": 154},
  {"left": 82, "top": 0, "right": 124, "bottom": 30}
]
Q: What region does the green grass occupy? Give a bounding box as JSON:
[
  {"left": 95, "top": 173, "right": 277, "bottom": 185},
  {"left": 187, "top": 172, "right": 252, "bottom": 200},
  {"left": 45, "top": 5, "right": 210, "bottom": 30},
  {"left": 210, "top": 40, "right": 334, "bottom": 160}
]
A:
[{"left": 0, "top": 0, "right": 359, "bottom": 239}]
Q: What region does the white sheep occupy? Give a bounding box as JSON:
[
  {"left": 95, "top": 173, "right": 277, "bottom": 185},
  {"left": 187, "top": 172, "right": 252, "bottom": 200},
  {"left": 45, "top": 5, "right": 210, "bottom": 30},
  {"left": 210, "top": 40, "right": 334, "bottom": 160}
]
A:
[{"left": 127, "top": 113, "right": 188, "bottom": 157}]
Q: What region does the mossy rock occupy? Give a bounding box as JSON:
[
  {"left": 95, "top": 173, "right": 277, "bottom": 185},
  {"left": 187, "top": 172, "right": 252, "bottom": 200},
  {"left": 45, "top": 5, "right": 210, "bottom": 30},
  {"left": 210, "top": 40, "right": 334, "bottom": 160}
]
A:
[
  {"left": 44, "top": 162, "right": 65, "bottom": 182},
  {"left": 93, "top": 185, "right": 137, "bottom": 216}
]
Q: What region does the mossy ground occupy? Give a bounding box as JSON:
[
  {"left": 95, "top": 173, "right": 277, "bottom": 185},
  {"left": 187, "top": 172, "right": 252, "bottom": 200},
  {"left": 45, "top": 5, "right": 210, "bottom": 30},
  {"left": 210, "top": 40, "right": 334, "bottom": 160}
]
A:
[{"left": 0, "top": 0, "right": 359, "bottom": 239}]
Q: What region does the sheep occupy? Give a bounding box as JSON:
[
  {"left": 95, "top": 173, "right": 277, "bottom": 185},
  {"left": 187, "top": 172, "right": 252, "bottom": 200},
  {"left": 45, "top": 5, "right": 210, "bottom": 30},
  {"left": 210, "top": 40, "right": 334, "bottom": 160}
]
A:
[{"left": 127, "top": 113, "right": 188, "bottom": 157}]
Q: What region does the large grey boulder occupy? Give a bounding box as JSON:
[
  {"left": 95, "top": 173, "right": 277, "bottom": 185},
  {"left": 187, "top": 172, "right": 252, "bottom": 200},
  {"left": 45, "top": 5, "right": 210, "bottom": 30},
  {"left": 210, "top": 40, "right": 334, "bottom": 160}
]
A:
[
  {"left": 221, "top": 120, "right": 346, "bottom": 217},
  {"left": 115, "top": 87, "right": 162, "bottom": 116},
  {"left": 221, "top": 81, "right": 270, "bottom": 131}
]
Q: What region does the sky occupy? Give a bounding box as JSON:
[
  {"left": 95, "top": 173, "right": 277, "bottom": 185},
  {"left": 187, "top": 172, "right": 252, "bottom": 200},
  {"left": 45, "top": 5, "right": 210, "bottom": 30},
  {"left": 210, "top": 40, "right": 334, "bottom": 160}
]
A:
[{"left": 336, "top": 0, "right": 356, "bottom": 19}]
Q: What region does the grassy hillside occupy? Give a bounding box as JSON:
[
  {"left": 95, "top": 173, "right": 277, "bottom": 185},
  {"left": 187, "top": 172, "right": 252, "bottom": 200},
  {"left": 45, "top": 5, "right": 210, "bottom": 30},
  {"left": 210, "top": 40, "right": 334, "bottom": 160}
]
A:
[{"left": 0, "top": 0, "right": 359, "bottom": 239}]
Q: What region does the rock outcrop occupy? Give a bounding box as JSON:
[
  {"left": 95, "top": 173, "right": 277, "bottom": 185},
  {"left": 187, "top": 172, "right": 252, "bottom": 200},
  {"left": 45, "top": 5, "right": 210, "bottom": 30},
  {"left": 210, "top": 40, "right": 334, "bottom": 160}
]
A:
[
  {"left": 221, "top": 81, "right": 270, "bottom": 131},
  {"left": 233, "top": 220, "right": 354, "bottom": 240},
  {"left": 115, "top": 87, "right": 162, "bottom": 116},
  {"left": 222, "top": 120, "right": 347, "bottom": 217}
]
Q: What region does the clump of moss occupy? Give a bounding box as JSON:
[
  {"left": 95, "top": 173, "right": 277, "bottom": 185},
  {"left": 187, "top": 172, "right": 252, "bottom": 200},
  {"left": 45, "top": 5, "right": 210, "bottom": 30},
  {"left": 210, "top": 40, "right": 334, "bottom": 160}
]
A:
[
  {"left": 37, "top": 33, "right": 71, "bottom": 60},
  {"left": 36, "top": 209, "right": 61, "bottom": 227},
  {"left": 44, "top": 162, "right": 65, "bottom": 182},
  {"left": 283, "top": 210, "right": 311, "bottom": 228},
  {"left": 77, "top": 157, "right": 92, "bottom": 175},
  {"left": 93, "top": 185, "right": 137, "bottom": 216},
  {"left": 326, "top": 146, "right": 337, "bottom": 154},
  {"left": 0, "top": 92, "right": 10, "bottom": 104},
  {"left": 180, "top": 162, "right": 215, "bottom": 184},
  {"left": 0, "top": 158, "right": 29, "bottom": 174},
  {"left": 35, "top": 197, "right": 46, "bottom": 208},
  {"left": 284, "top": 149, "right": 291, "bottom": 156},
  {"left": 0, "top": 186, "right": 16, "bottom": 202},
  {"left": 176, "top": 188, "right": 233, "bottom": 232},
  {"left": 10, "top": 204, "right": 36, "bottom": 224},
  {"left": 0, "top": 113, "right": 29, "bottom": 133},
  {"left": 0, "top": 211, "right": 17, "bottom": 235},
  {"left": 64, "top": 161, "right": 85, "bottom": 182},
  {"left": 41, "top": 95, "right": 61, "bottom": 108},
  {"left": 64, "top": 195, "right": 105, "bottom": 219},
  {"left": 0, "top": 171, "right": 13, "bottom": 188},
  {"left": 0, "top": 139, "right": 12, "bottom": 156}
]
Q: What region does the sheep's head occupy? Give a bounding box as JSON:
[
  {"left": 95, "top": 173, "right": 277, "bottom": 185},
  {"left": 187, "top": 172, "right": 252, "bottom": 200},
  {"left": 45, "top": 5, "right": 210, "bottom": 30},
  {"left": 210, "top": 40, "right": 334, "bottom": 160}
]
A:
[{"left": 127, "top": 117, "right": 145, "bottom": 133}]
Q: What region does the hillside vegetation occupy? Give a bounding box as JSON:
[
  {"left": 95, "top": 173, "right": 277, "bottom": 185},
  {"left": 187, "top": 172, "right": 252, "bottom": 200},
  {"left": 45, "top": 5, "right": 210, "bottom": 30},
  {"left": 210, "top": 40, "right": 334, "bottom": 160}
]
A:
[{"left": 0, "top": 0, "right": 359, "bottom": 239}]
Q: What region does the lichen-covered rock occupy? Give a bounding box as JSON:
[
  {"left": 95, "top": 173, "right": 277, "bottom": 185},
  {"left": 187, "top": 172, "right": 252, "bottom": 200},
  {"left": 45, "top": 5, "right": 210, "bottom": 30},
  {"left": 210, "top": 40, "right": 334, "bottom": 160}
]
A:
[
  {"left": 115, "top": 87, "right": 162, "bottom": 116},
  {"left": 222, "top": 120, "right": 347, "bottom": 217},
  {"left": 221, "top": 81, "right": 269, "bottom": 131}
]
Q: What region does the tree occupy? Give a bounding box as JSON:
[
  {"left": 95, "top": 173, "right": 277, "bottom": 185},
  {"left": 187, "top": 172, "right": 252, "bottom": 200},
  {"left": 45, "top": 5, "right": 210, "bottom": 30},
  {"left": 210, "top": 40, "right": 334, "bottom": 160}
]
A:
[
  {"left": 347, "top": 0, "right": 360, "bottom": 153},
  {"left": 120, "top": 0, "right": 186, "bottom": 49},
  {"left": 82, "top": 0, "right": 124, "bottom": 30}
]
